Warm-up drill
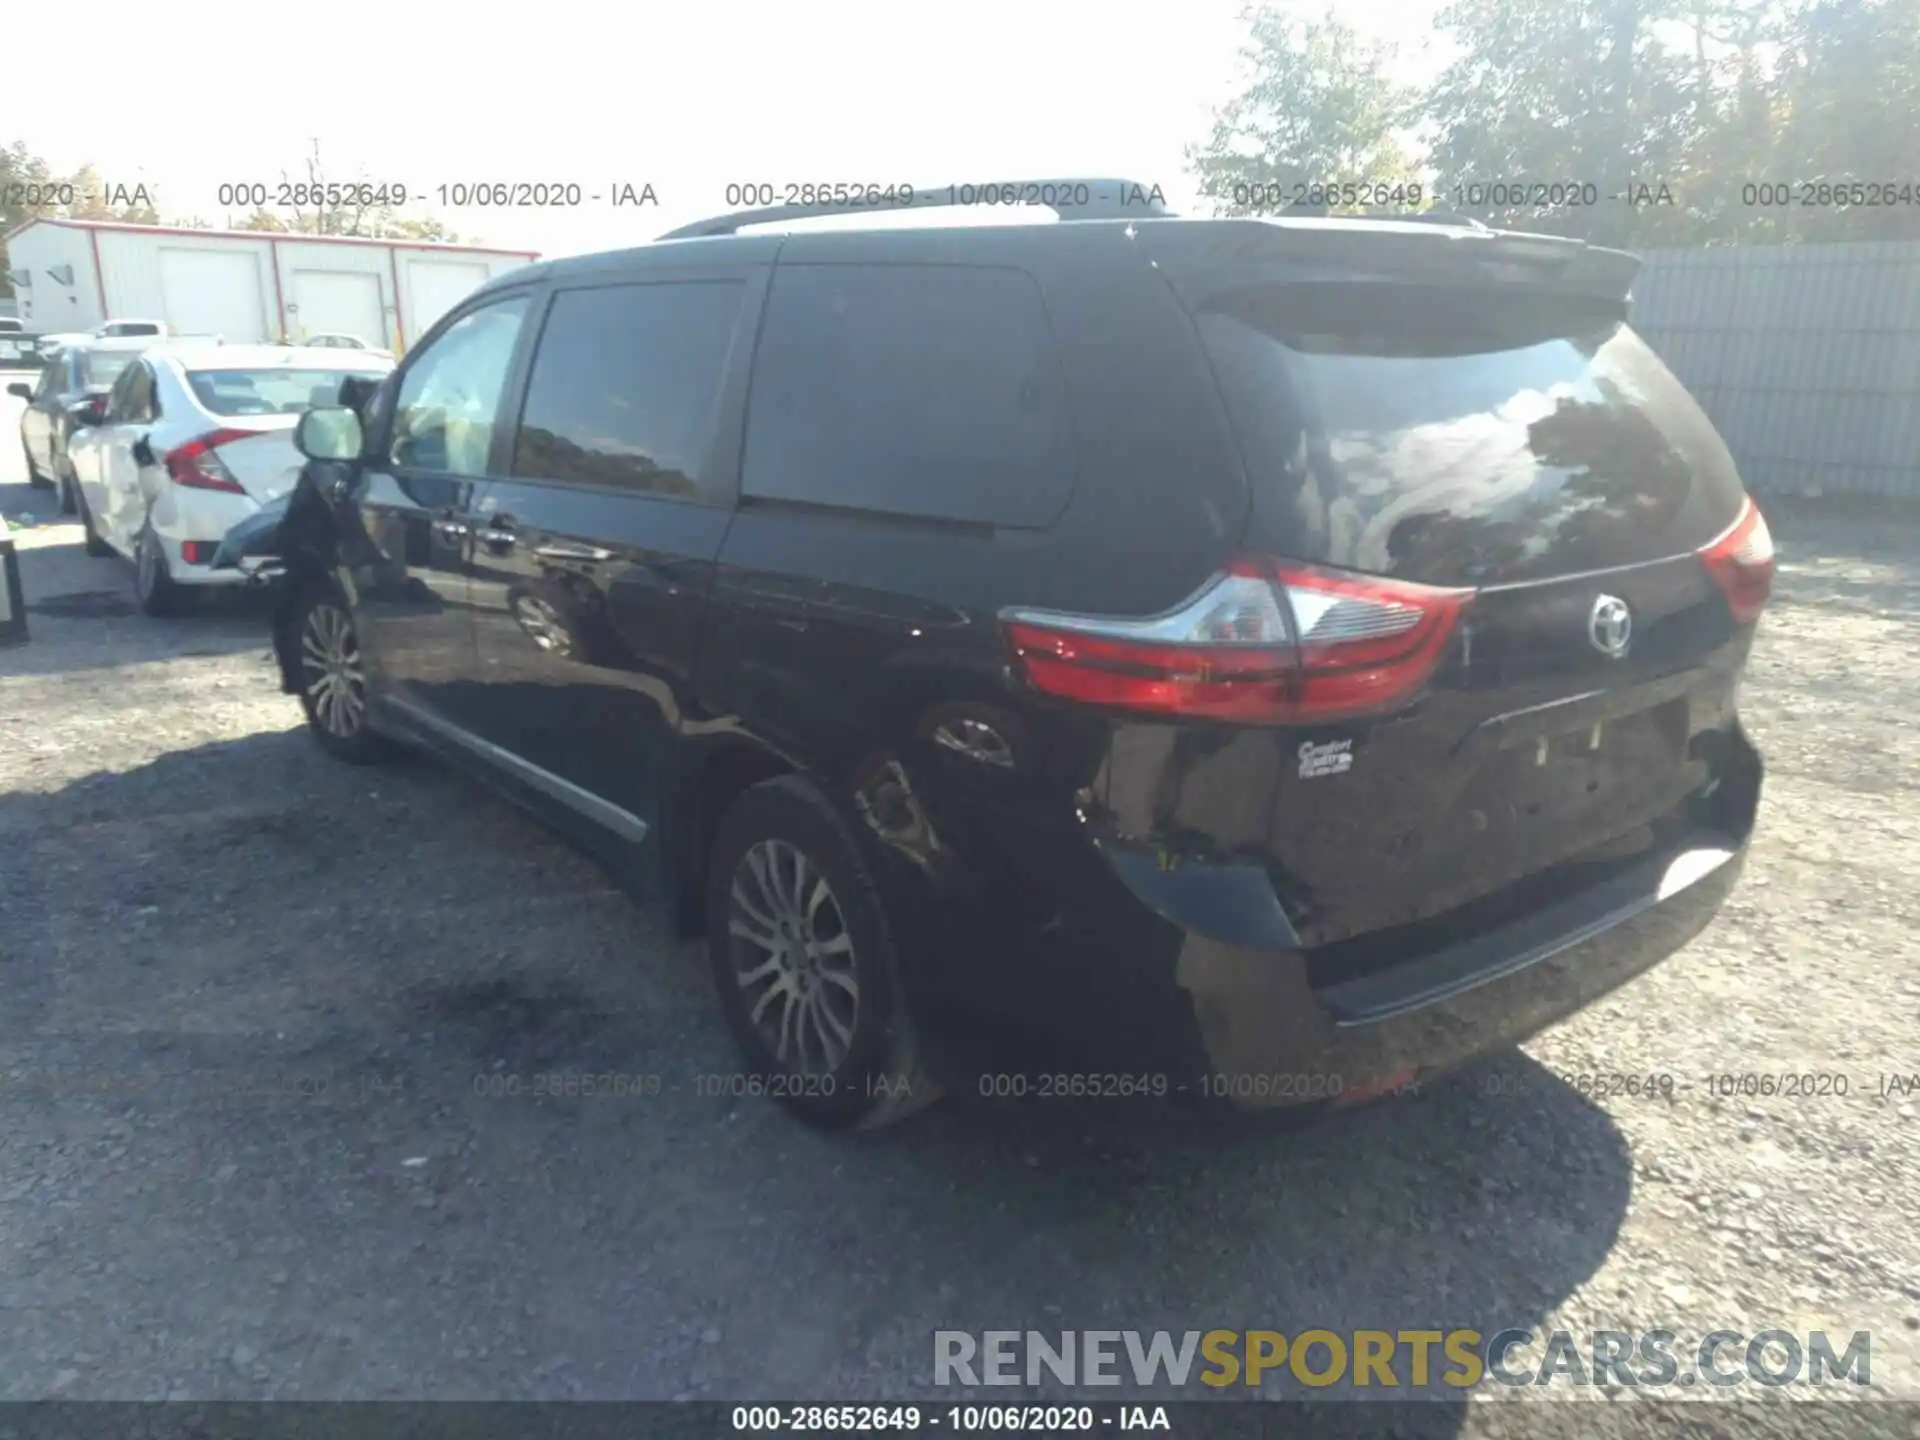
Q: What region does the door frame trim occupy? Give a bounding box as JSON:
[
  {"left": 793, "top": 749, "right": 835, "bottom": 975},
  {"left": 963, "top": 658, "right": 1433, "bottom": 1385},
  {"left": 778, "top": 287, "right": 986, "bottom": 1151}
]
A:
[{"left": 381, "top": 693, "right": 650, "bottom": 845}]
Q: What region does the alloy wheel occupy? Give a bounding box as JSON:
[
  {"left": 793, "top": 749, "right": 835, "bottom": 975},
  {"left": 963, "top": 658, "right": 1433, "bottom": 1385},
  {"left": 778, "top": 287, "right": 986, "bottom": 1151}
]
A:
[
  {"left": 301, "top": 602, "right": 367, "bottom": 737},
  {"left": 727, "top": 839, "right": 860, "bottom": 1075}
]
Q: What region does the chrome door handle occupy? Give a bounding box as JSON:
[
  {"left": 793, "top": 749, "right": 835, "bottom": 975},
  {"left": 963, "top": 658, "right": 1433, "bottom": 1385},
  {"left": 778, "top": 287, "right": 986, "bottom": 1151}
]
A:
[
  {"left": 435, "top": 520, "right": 469, "bottom": 538},
  {"left": 533, "top": 542, "right": 612, "bottom": 562},
  {"left": 479, "top": 527, "right": 517, "bottom": 547}
]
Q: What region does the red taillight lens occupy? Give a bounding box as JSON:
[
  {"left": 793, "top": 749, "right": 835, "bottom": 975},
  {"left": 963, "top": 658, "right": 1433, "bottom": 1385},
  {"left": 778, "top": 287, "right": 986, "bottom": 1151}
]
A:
[
  {"left": 1274, "top": 562, "right": 1471, "bottom": 718},
  {"left": 1698, "top": 496, "right": 1774, "bottom": 625},
  {"left": 163, "top": 428, "right": 258, "bottom": 493},
  {"left": 1003, "top": 559, "right": 1470, "bottom": 723}
]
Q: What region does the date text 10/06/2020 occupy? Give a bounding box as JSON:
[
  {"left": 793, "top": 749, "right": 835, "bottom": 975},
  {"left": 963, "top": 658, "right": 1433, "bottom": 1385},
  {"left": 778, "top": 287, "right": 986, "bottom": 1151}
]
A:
[{"left": 730, "top": 1405, "right": 1172, "bottom": 1432}]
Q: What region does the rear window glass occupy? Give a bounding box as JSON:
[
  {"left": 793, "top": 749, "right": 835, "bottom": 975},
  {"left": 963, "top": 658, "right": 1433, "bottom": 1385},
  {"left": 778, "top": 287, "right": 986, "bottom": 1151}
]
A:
[
  {"left": 79, "top": 351, "right": 137, "bottom": 387},
  {"left": 186, "top": 367, "right": 387, "bottom": 417},
  {"left": 1195, "top": 284, "right": 1740, "bottom": 584},
  {"left": 742, "top": 264, "right": 1075, "bottom": 528}
]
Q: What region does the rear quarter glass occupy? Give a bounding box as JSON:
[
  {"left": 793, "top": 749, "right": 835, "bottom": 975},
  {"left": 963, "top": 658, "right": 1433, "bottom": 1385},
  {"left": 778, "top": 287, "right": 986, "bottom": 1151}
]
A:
[
  {"left": 1195, "top": 282, "right": 1749, "bottom": 587},
  {"left": 741, "top": 263, "right": 1076, "bottom": 530}
]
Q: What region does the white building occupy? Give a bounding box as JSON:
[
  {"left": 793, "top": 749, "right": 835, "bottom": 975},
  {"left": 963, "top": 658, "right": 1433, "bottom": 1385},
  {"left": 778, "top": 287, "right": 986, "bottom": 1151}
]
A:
[{"left": 2, "top": 218, "right": 538, "bottom": 353}]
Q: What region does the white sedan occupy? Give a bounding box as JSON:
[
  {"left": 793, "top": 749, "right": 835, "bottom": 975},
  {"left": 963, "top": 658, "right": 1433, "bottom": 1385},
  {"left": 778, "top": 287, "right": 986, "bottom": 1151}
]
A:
[{"left": 67, "top": 343, "right": 393, "bottom": 616}]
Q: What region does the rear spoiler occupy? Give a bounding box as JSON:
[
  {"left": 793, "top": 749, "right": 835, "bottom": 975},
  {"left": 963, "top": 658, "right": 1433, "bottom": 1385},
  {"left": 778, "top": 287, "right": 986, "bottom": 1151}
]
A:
[{"left": 1134, "top": 217, "right": 1640, "bottom": 307}]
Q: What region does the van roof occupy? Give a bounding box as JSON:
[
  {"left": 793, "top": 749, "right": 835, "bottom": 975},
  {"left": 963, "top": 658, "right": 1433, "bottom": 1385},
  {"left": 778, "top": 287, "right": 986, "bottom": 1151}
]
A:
[{"left": 477, "top": 200, "right": 1633, "bottom": 304}]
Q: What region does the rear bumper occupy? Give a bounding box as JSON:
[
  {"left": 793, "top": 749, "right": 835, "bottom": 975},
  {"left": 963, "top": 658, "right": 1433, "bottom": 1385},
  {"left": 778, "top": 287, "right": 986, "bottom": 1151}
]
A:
[
  {"left": 150, "top": 488, "right": 263, "bottom": 587},
  {"left": 1173, "top": 827, "right": 1748, "bottom": 1107},
  {"left": 894, "top": 721, "right": 1760, "bottom": 1108}
]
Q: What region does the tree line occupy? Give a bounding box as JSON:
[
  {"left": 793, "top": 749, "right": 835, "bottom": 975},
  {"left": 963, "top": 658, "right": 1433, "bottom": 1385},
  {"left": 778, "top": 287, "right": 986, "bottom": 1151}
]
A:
[{"left": 1188, "top": 0, "right": 1920, "bottom": 245}]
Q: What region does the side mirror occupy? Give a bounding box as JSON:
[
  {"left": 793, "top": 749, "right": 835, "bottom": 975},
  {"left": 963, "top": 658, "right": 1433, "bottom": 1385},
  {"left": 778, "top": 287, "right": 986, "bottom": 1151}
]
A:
[
  {"left": 294, "top": 405, "right": 365, "bottom": 462},
  {"left": 6, "top": 383, "right": 31, "bottom": 401}
]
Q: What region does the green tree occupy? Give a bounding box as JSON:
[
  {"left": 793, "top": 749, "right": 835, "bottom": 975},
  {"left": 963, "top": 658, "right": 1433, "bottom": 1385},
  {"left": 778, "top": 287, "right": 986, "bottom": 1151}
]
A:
[
  {"left": 61, "top": 163, "right": 162, "bottom": 225},
  {"left": 1767, "top": 0, "right": 1920, "bottom": 239},
  {"left": 1673, "top": 0, "right": 1793, "bottom": 242},
  {"left": 1, "top": 141, "right": 62, "bottom": 297},
  {"left": 1421, "top": 0, "right": 1703, "bottom": 243},
  {"left": 228, "top": 141, "right": 459, "bottom": 242},
  {"left": 1187, "top": 5, "right": 1419, "bottom": 216}
]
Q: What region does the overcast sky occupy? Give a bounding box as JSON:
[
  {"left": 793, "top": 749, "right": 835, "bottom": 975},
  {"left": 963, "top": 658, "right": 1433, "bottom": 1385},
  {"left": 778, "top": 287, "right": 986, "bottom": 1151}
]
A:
[{"left": 16, "top": 0, "right": 1448, "bottom": 259}]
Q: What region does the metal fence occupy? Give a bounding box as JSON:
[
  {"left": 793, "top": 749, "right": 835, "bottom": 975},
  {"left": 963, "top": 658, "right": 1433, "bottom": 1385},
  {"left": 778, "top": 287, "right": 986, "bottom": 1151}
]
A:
[{"left": 1631, "top": 242, "right": 1920, "bottom": 500}]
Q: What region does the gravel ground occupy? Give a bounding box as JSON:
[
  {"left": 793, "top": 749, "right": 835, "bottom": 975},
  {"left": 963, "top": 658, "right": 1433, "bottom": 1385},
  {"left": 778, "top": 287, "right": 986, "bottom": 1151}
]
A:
[{"left": 1, "top": 383, "right": 1916, "bottom": 1435}]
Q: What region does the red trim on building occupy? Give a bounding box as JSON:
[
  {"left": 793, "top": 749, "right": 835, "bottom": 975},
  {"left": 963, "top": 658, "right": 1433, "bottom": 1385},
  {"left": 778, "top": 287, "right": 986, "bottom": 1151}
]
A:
[
  {"left": 266, "top": 235, "right": 288, "bottom": 341},
  {"left": 85, "top": 227, "right": 108, "bottom": 320},
  {"left": 389, "top": 247, "right": 406, "bottom": 350},
  {"left": 3, "top": 215, "right": 538, "bottom": 261}
]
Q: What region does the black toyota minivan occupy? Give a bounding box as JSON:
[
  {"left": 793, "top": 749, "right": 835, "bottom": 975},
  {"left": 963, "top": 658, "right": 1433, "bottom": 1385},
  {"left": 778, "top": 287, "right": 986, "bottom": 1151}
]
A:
[{"left": 263, "top": 185, "right": 1770, "bottom": 1129}]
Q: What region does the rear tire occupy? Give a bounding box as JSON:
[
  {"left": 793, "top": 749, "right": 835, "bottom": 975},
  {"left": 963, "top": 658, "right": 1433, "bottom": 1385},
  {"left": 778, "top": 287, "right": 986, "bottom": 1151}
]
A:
[
  {"left": 75, "top": 486, "right": 114, "bottom": 558},
  {"left": 133, "top": 522, "right": 189, "bottom": 617},
  {"left": 292, "top": 583, "right": 394, "bottom": 764},
  {"left": 705, "top": 775, "right": 939, "bottom": 1131}
]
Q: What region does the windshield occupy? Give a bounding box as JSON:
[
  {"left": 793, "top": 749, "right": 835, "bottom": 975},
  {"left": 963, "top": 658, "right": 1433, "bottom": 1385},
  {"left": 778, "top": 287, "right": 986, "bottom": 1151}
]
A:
[
  {"left": 187, "top": 367, "right": 390, "bottom": 417},
  {"left": 79, "top": 351, "right": 138, "bottom": 387}
]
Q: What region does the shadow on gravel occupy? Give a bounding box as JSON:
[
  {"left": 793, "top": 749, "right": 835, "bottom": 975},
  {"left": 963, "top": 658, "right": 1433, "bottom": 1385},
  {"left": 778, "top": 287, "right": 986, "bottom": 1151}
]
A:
[
  {"left": 0, "top": 476, "right": 58, "bottom": 517},
  {"left": 0, "top": 530, "right": 276, "bottom": 677},
  {"left": 1767, "top": 505, "right": 1920, "bottom": 617},
  {"left": 0, "top": 732, "right": 1634, "bottom": 1413}
]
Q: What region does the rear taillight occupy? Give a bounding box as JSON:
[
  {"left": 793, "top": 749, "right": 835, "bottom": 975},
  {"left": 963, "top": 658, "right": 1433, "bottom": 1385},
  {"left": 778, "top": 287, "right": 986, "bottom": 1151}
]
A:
[
  {"left": 1003, "top": 559, "right": 1471, "bottom": 723},
  {"left": 163, "top": 428, "right": 258, "bottom": 493},
  {"left": 1698, "top": 496, "right": 1774, "bottom": 625}
]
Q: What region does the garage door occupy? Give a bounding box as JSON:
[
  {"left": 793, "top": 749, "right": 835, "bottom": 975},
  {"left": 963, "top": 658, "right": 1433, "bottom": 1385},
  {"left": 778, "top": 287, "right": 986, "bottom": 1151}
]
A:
[
  {"left": 158, "top": 248, "right": 269, "bottom": 342},
  {"left": 291, "top": 269, "right": 386, "bottom": 347},
  {"left": 405, "top": 259, "right": 491, "bottom": 341}
]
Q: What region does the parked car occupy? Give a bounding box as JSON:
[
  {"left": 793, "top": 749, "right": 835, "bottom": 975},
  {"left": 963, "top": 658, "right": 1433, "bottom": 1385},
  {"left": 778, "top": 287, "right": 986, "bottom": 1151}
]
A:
[
  {"left": 303, "top": 332, "right": 395, "bottom": 360},
  {"left": 35, "top": 318, "right": 171, "bottom": 359},
  {"left": 9, "top": 340, "right": 151, "bottom": 509},
  {"left": 65, "top": 343, "right": 393, "bottom": 614},
  {"left": 258, "top": 187, "right": 1772, "bottom": 1131},
  {"left": 0, "top": 317, "right": 34, "bottom": 368}
]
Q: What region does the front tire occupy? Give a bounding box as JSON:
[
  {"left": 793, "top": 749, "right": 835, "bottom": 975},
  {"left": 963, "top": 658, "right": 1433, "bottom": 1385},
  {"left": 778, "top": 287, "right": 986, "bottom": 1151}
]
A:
[
  {"left": 293, "top": 585, "right": 393, "bottom": 764},
  {"left": 706, "top": 776, "right": 939, "bottom": 1131},
  {"left": 133, "top": 523, "right": 189, "bottom": 617}
]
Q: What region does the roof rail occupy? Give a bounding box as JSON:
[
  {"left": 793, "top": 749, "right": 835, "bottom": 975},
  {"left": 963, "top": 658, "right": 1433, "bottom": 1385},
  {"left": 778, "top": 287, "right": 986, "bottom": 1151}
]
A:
[
  {"left": 657, "top": 178, "right": 1173, "bottom": 240},
  {"left": 1273, "top": 202, "right": 1491, "bottom": 231}
]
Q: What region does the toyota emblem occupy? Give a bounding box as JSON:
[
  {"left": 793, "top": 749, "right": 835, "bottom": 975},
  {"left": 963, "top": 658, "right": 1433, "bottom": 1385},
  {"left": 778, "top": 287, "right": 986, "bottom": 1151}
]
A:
[{"left": 1588, "top": 594, "right": 1633, "bottom": 658}]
